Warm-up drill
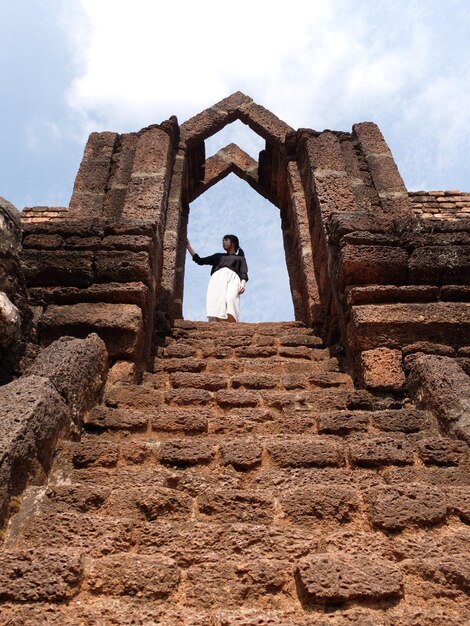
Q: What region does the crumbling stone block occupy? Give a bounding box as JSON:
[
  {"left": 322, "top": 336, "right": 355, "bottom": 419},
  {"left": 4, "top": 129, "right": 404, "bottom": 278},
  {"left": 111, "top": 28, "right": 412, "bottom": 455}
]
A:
[
  {"left": 27, "top": 334, "right": 108, "bottom": 426},
  {"left": 407, "top": 354, "right": 470, "bottom": 440},
  {"left": 87, "top": 554, "right": 180, "bottom": 599},
  {"left": 295, "top": 554, "right": 403, "bottom": 603},
  {"left": 72, "top": 440, "right": 119, "bottom": 468},
  {"left": 158, "top": 440, "right": 215, "bottom": 466},
  {"left": 84, "top": 406, "right": 148, "bottom": 431},
  {"left": 40, "top": 303, "right": 144, "bottom": 360},
  {"left": 197, "top": 489, "right": 274, "bottom": 524},
  {"left": 417, "top": 438, "right": 468, "bottom": 466},
  {"left": 0, "top": 549, "right": 83, "bottom": 601},
  {"left": 360, "top": 347, "right": 405, "bottom": 391},
  {"left": 0, "top": 375, "right": 68, "bottom": 522},
  {"left": 281, "top": 486, "right": 359, "bottom": 523},
  {"left": 220, "top": 440, "right": 263, "bottom": 470},
  {"left": 349, "top": 436, "right": 413, "bottom": 467},
  {"left": 365, "top": 484, "right": 447, "bottom": 530},
  {"left": 317, "top": 411, "right": 369, "bottom": 435},
  {"left": 268, "top": 439, "right": 344, "bottom": 467}
]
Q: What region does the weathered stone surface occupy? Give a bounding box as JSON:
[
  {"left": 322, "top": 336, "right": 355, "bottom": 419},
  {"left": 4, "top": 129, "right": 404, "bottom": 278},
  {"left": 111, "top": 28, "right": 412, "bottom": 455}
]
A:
[
  {"left": 349, "top": 302, "right": 470, "bottom": 351},
  {"left": 14, "top": 512, "right": 136, "bottom": 556},
  {"left": 94, "top": 250, "right": 151, "bottom": 285},
  {"left": 151, "top": 408, "right": 209, "bottom": 434},
  {"left": 185, "top": 559, "right": 291, "bottom": 608},
  {"left": 268, "top": 439, "right": 344, "bottom": 467},
  {"left": 296, "top": 554, "right": 403, "bottom": 603},
  {"left": 26, "top": 334, "right": 108, "bottom": 426},
  {"left": 281, "top": 486, "right": 359, "bottom": 524},
  {"left": 103, "top": 486, "right": 191, "bottom": 521},
  {"left": 28, "top": 282, "right": 149, "bottom": 309},
  {"left": 417, "top": 437, "right": 468, "bottom": 466},
  {"left": 317, "top": 411, "right": 369, "bottom": 435},
  {"left": 72, "top": 440, "right": 119, "bottom": 468},
  {"left": 164, "top": 343, "right": 197, "bottom": 358},
  {"left": 197, "top": 490, "right": 274, "bottom": 524},
  {"left": 349, "top": 436, "right": 413, "bottom": 467},
  {"left": 0, "top": 549, "right": 83, "bottom": 601},
  {"left": 42, "top": 484, "right": 111, "bottom": 513},
  {"left": 21, "top": 249, "right": 94, "bottom": 287},
  {"left": 340, "top": 245, "right": 408, "bottom": 286},
  {"left": 365, "top": 484, "right": 447, "bottom": 530},
  {"left": 216, "top": 390, "right": 259, "bottom": 407},
  {"left": 371, "top": 409, "right": 430, "bottom": 432},
  {"left": 346, "top": 284, "right": 439, "bottom": 306},
  {"left": 403, "top": 341, "right": 455, "bottom": 357},
  {"left": 84, "top": 406, "right": 148, "bottom": 431},
  {"left": 40, "top": 303, "right": 143, "bottom": 360},
  {"left": 87, "top": 554, "right": 180, "bottom": 599},
  {"left": 231, "top": 373, "right": 278, "bottom": 389},
  {"left": 154, "top": 357, "right": 206, "bottom": 373},
  {"left": 106, "top": 384, "right": 163, "bottom": 409},
  {"left": 409, "top": 246, "right": 470, "bottom": 285},
  {"left": 403, "top": 556, "right": 470, "bottom": 594},
  {"left": 158, "top": 440, "right": 215, "bottom": 466},
  {"left": 407, "top": 355, "right": 470, "bottom": 438},
  {"left": 220, "top": 440, "right": 262, "bottom": 470},
  {"left": 170, "top": 372, "right": 226, "bottom": 390},
  {"left": 360, "top": 347, "right": 405, "bottom": 391},
  {"left": 69, "top": 131, "right": 117, "bottom": 217},
  {"left": 166, "top": 388, "right": 212, "bottom": 405},
  {"left": 107, "top": 360, "right": 138, "bottom": 386},
  {"left": 0, "top": 375, "right": 68, "bottom": 522}
]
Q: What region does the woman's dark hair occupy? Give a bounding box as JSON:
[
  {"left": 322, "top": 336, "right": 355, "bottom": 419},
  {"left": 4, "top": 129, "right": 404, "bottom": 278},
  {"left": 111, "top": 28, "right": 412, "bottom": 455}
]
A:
[{"left": 224, "top": 234, "right": 245, "bottom": 257}]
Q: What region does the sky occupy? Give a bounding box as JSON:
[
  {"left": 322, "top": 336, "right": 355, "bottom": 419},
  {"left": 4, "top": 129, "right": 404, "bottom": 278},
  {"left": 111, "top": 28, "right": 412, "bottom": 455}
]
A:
[{"left": 1, "top": 0, "right": 469, "bottom": 321}]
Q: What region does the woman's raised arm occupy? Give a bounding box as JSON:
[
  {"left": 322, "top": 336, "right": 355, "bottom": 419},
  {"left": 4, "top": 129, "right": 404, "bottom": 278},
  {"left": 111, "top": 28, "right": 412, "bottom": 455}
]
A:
[{"left": 186, "top": 239, "right": 196, "bottom": 257}]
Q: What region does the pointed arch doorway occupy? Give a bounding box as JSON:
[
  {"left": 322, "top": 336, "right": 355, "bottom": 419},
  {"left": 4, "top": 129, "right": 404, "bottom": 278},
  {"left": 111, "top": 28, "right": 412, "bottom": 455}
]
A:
[
  {"left": 158, "top": 92, "right": 321, "bottom": 328},
  {"left": 184, "top": 172, "right": 294, "bottom": 322}
]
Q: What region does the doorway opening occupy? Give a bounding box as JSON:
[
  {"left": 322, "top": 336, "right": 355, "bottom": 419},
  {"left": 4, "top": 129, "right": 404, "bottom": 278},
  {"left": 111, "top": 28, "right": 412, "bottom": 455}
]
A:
[{"left": 184, "top": 173, "right": 294, "bottom": 322}]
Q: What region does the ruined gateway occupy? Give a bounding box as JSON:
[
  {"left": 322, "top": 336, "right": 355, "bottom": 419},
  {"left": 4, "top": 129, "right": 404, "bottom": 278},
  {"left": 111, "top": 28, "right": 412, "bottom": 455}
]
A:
[{"left": 0, "top": 93, "right": 469, "bottom": 624}]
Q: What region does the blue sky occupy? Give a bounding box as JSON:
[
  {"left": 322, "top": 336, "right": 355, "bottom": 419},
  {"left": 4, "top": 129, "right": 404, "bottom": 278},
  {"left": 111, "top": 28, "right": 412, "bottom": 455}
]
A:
[{"left": 1, "top": 0, "right": 469, "bottom": 321}]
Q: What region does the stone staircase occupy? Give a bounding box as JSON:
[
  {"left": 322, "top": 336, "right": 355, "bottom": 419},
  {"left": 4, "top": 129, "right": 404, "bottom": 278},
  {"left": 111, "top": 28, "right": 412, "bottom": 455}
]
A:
[{"left": 1, "top": 321, "right": 469, "bottom": 624}]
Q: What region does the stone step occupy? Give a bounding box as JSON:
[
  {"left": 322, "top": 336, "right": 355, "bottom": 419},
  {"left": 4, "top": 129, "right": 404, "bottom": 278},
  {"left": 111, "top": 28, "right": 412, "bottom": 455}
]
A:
[
  {"left": 105, "top": 383, "right": 402, "bottom": 414},
  {"left": 151, "top": 353, "right": 343, "bottom": 375},
  {"left": 139, "top": 370, "right": 354, "bottom": 394},
  {"left": 1, "top": 602, "right": 467, "bottom": 626},
  {"left": 63, "top": 431, "right": 462, "bottom": 475},
  {"left": 84, "top": 405, "right": 434, "bottom": 438},
  {"left": 172, "top": 319, "right": 308, "bottom": 334}
]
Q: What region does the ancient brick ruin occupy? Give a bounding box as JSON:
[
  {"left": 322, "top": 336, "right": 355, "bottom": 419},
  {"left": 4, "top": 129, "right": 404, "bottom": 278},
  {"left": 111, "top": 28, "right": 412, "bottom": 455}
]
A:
[{"left": 0, "top": 92, "right": 469, "bottom": 623}]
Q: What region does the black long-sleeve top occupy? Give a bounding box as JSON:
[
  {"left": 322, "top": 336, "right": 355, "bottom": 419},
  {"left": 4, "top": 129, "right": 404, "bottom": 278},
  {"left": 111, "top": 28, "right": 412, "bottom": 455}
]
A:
[{"left": 192, "top": 252, "right": 249, "bottom": 282}]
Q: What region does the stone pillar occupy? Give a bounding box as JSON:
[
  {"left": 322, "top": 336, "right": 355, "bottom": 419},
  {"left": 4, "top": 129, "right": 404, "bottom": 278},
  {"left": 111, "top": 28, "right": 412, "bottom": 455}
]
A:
[
  {"left": 286, "top": 162, "right": 321, "bottom": 326},
  {"left": 353, "top": 122, "right": 411, "bottom": 215},
  {"left": 0, "top": 197, "right": 31, "bottom": 383},
  {"left": 68, "top": 132, "right": 118, "bottom": 218},
  {"left": 158, "top": 149, "right": 187, "bottom": 325}
]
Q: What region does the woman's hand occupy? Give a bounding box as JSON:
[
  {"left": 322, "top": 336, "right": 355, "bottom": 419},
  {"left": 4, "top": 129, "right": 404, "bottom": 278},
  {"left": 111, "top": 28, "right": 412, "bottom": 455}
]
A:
[
  {"left": 186, "top": 239, "right": 195, "bottom": 257},
  {"left": 238, "top": 281, "right": 246, "bottom": 294}
]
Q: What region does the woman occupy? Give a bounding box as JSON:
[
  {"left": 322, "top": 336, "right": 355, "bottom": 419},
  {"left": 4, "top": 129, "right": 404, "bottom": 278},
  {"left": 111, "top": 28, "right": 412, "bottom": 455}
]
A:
[{"left": 186, "top": 234, "right": 248, "bottom": 322}]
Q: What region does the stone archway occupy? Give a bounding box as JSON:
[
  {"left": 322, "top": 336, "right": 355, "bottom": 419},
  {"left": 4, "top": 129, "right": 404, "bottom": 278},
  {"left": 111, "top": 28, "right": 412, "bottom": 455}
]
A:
[
  {"left": 20, "top": 89, "right": 469, "bottom": 391},
  {"left": 158, "top": 92, "right": 321, "bottom": 329}
]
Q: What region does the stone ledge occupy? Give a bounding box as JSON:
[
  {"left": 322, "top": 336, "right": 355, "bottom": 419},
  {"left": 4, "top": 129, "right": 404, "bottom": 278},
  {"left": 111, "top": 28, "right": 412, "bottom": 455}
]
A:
[
  {"left": 26, "top": 334, "right": 108, "bottom": 428},
  {"left": 39, "top": 303, "right": 144, "bottom": 361},
  {"left": 0, "top": 375, "right": 68, "bottom": 523},
  {"left": 348, "top": 302, "right": 470, "bottom": 351},
  {"left": 407, "top": 354, "right": 470, "bottom": 441}
]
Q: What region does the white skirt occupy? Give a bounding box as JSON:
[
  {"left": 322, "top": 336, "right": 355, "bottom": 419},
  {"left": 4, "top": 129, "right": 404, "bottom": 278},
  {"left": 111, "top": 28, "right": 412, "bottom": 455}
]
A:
[{"left": 206, "top": 267, "right": 241, "bottom": 321}]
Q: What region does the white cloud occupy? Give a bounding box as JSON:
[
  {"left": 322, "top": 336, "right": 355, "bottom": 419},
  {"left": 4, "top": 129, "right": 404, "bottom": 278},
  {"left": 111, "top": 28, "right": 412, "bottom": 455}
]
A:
[
  {"left": 56, "top": 0, "right": 470, "bottom": 318},
  {"left": 63, "top": 0, "right": 469, "bottom": 190}
]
